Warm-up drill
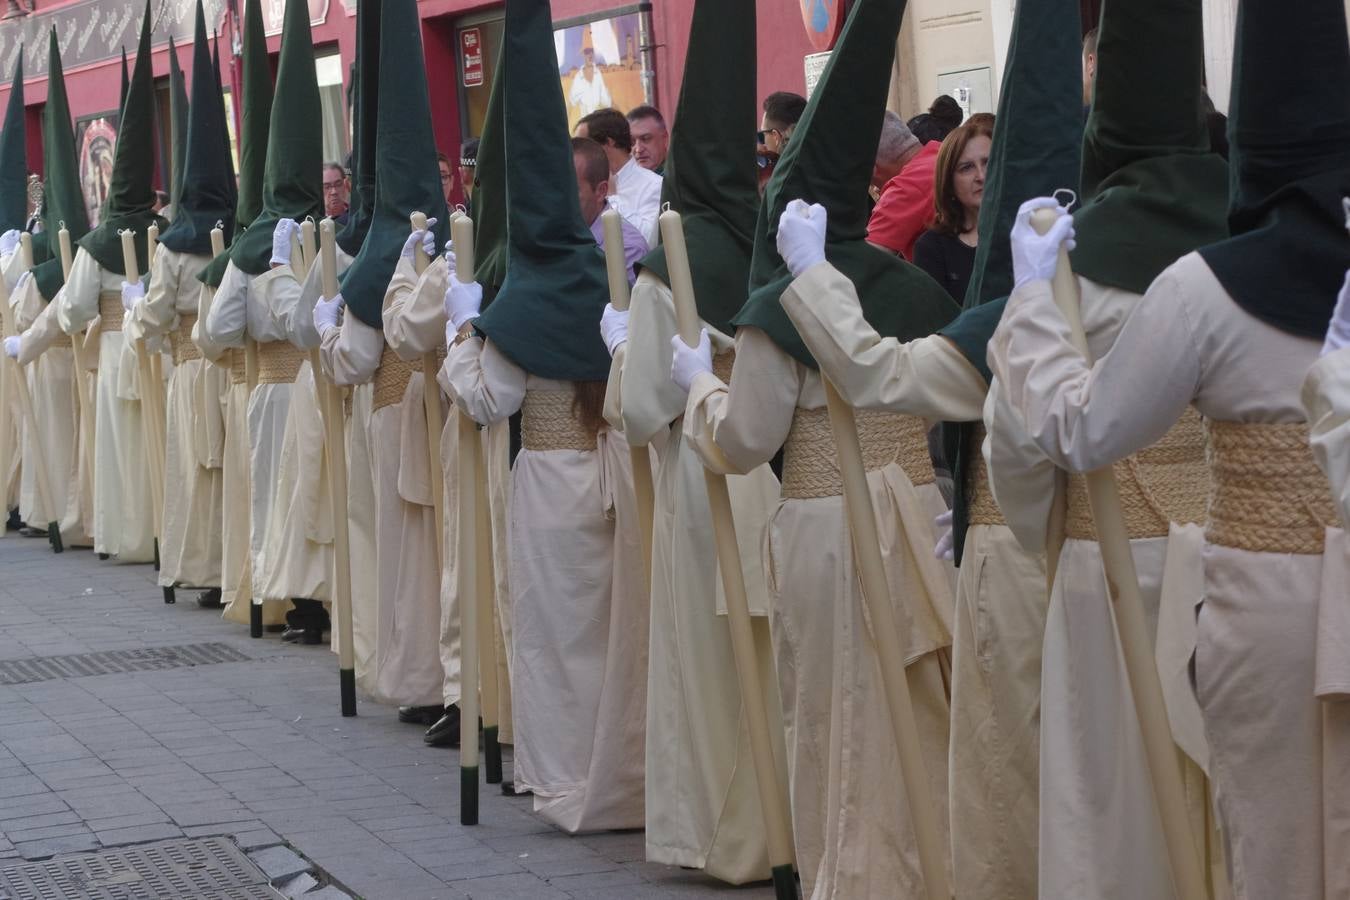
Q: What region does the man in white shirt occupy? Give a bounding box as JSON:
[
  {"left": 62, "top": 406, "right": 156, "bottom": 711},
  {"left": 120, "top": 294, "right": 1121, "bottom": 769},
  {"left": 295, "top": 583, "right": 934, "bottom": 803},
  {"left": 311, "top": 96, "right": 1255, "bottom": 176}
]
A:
[{"left": 574, "top": 107, "right": 662, "bottom": 246}]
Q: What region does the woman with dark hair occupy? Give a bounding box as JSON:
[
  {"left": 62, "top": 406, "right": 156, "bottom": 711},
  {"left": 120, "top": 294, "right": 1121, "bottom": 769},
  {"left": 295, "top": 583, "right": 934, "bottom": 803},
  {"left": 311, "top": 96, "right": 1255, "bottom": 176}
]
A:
[{"left": 912, "top": 113, "right": 993, "bottom": 301}]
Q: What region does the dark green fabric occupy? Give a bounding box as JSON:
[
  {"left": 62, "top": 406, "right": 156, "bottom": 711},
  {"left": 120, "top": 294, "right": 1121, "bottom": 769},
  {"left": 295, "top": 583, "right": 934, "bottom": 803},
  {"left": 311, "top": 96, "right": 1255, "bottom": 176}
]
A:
[
  {"left": 167, "top": 38, "right": 189, "bottom": 212},
  {"left": 160, "top": 0, "right": 238, "bottom": 256},
  {"left": 1069, "top": 0, "right": 1228, "bottom": 294},
  {"left": 339, "top": 0, "right": 449, "bottom": 328},
  {"left": 119, "top": 48, "right": 129, "bottom": 117},
  {"left": 732, "top": 0, "right": 958, "bottom": 368},
  {"left": 1198, "top": 0, "right": 1350, "bottom": 339},
  {"left": 228, "top": 0, "right": 323, "bottom": 276},
  {"left": 77, "top": 1, "right": 167, "bottom": 276},
  {"left": 937, "top": 0, "right": 1081, "bottom": 564},
  {"left": 635, "top": 0, "right": 758, "bottom": 336},
  {"left": 472, "top": 0, "right": 612, "bottom": 382},
  {"left": 0, "top": 58, "right": 27, "bottom": 233},
  {"left": 472, "top": 54, "right": 507, "bottom": 300},
  {"left": 32, "top": 30, "right": 90, "bottom": 300},
  {"left": 334, "top": 0, "right": 377, "bottom": 259}
]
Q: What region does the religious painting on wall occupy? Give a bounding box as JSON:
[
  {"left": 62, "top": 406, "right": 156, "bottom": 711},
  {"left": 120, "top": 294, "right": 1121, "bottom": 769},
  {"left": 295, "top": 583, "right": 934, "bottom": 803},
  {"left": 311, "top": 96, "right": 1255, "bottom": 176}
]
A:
[
  {"left": 555, "top": 13, "right": 649, "bottom": 131},
  {"left": 75, "top": 113, "right": 117, "bottom": 228}
]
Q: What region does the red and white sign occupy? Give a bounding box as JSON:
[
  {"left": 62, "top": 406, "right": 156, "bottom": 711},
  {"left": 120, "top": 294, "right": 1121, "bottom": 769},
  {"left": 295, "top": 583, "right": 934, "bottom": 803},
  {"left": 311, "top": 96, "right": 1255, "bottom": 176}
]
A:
[{"left": 461, "top": 28, "right": 485, "bottom": 88}]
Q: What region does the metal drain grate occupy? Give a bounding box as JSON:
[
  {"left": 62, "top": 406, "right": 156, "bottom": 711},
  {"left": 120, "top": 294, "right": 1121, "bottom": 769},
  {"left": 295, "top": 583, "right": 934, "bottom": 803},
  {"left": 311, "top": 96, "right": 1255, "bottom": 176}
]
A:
[
  {"left": 0, "top": 836, "right": 282, "bottom": 899},
  {"left": 0, "top": 644, "right": 251, "bottom": 686}
]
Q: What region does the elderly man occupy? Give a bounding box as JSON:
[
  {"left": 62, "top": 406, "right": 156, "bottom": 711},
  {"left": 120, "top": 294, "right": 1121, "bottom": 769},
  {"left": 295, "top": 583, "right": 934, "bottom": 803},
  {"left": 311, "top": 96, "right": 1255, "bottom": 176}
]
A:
[
  {"left": 626, "top": 104, "right": 668, "bottom": 173},
  {"left": 571, "top": 137, "right": 647, "bottom": 279},
  {"left": 575, "top": 106, "right": 662, "bottom": 246},
  {"left": 865, "top": 112, "right": 940, "bottom": 260},
  {"left": 322, "top": 161, "right": 350, "bottom": 224}
]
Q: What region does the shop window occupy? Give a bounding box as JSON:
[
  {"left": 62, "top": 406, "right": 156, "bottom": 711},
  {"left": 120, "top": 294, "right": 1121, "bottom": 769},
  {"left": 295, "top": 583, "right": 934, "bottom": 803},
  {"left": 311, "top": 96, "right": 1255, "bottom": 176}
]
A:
[{"left": 316, "top": 51, "right": 347, "bottom": 165}]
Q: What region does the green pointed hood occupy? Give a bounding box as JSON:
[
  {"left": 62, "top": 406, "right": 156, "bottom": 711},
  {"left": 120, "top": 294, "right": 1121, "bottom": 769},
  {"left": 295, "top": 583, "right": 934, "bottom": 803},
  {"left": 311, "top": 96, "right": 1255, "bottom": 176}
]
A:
[
  {"left": 199, "top": 0, "right": 271, "bottom": 287},
  {"left": 160, "top": 0, "right": 239, "bottom": 256},
  {"left": 119, "top": 48, "right": 129, "bottom": 117},
  {"left": 733, "top": 0, "right": 957, "bottom": 368},
  {"left": 1068, "top": 0, "right": 1228, "bottom": 293},
  {"left": 936, "top": 0, "right": 1082, "bottom": 565},
  {"left": 334, "top": 0, "right": 377, "bottom": 259},
  {"left": 228, "top": 0, "right": 323, "bottom": 275},
  {"left": 635, "top": 0, "right": 759, "bottom": 335},
  {"left": 472, "top": 0, "right": 612, "bottom": 382},
  {"left": 167, "top": 37, "right": 190, "bottom": 212},
  {"left": 30, "top": 30, "right": 91, "bottom": 300},
  {"left": 1198, "top": 0, "right": 1350, "bottom": 339},
  {"left": 0, "top": 58, "right": 27, "bottom": 234},
  {"left": 76, "top": 0, "right": 168, "bottom": 276},
  {"left": 340, "top": 0, "right": 450, "bottom": 326},
  {"left": 471, "top": 56, "right": 507, "bottom": 299}
]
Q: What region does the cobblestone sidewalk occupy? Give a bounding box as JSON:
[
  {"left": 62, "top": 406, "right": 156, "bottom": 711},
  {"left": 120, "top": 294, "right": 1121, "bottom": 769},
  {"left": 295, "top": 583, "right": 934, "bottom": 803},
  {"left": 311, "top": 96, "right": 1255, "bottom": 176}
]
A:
[{"left": 0, "top": 536, "right": 778, "bottom": 899}]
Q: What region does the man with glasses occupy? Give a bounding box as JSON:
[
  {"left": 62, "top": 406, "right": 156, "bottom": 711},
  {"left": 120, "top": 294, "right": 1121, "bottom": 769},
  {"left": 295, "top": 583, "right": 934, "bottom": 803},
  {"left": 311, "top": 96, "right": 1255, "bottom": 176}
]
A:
[
  {"left": 757, "top": 91, "right": 805, "bottom": 190},
  {"left": 322, "top": 161, "right": 350, "bottom": 225}
]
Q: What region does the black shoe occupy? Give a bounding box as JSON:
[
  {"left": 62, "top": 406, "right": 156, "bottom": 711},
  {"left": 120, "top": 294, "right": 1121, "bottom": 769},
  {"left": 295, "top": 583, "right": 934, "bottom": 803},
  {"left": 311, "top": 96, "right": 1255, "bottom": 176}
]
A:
[
  {"left": 398, "top": 705, "right": 443, "bottom": 725},
  {"left": 280, "top": 626, "right": 305, "bottom": 643},
  {"left": 19, "top": 526, "right": 47, "bottom": 538},
  {"left": 501, "top": 782, "right": 531, "bottom": 797},
  {"left": 5, "top": 508, "right": 19, "bottom": 531},
  {"left": 300, "top": 626, "right": 324, "bottom": 645},
  {"left": 423, "top": 705, "right": 463, "bottom": 747},
  {"left": 196, "top": 589, "right": 223, "bottom": 609},
  {"left": 264, "top": 624, "right": 287, "bottom": 634}
]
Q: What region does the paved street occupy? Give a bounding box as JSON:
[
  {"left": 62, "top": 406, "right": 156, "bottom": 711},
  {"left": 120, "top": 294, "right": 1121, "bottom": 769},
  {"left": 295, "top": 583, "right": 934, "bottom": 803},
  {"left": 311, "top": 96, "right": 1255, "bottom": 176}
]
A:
[{"left": 0, "top": 536, "right": 777, "bottom": 899}]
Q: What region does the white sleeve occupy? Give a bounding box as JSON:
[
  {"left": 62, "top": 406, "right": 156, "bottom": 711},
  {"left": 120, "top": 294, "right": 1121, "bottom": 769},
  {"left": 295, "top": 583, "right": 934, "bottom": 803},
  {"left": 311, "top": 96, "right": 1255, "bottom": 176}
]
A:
[{"left": 441, "top": 336, "right": 527, "bottom": 426}]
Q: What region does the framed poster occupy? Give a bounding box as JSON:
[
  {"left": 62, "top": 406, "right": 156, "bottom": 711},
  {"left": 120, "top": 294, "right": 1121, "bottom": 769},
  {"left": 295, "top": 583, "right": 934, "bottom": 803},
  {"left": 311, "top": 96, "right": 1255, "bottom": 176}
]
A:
[
  {"left": 555, "top": 12, "right": 648, "bottom": 131},
  {"left": 74, "top": 112, "right": 118, "bottom": 228}
]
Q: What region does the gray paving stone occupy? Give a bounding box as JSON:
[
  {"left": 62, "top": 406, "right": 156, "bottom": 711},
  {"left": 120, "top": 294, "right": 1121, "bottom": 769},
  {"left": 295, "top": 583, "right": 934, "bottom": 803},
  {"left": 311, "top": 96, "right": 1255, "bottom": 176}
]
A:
[
  {"left": 250, "top": 844, "right": 312, "bottom": 881},
  {"left": 93, "top": 822, "right": 184, "bottom": 846},
  {"left": 13, "top": 832, "right": 101, "bottom": 859}
]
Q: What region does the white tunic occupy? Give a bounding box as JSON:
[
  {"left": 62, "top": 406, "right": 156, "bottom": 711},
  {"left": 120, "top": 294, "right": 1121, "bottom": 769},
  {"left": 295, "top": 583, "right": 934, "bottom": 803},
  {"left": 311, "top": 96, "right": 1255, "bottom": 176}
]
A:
[
  {"left": 444, "top": 335, "right": 646, "bottom": 832},
  {"left": 682, "top": 320, "right": 954, "bottom": 900},
  {"left": 779, "top": 261, "right": 1047, "bottom": 900},
  {"left": 1304, "top": 347, "right": 1350, "bottom": 524},
  {"left": 1, "top": 248, "right": 26, "bottom": 516},
  {"left": 616, "top": 271, "right": 783, "bottom": 884},
  {"left": 990, "top": 251, "right": 1347, "bottom": 900},
  {"left": 129, "top": 244, "right": 222, "bottom": 588},
  {"left": 49, "top": 248, "right": 154, "bottom": 561}
]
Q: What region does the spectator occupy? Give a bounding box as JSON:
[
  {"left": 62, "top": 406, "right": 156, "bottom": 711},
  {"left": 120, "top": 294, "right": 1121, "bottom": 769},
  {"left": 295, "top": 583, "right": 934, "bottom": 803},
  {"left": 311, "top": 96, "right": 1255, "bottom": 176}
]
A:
[
  {"left": 865, "top": 113, "right": 941, "bottom": 259},
  {"left": 436, "top": 152, "right": 455, "bottom": 207},
  {"left": 906, "top": 113, "right": 942, "bottom": 145},
  {"left": 459, "top": 138, "right": 479, "bottom": 205},
  {"left": 912, "top": 113, "right": 994, "bottom": 302},
  {"left": 575, "top": 107, "right": 662, "bottom": 246},
  {"left": 322, "top": 161, "right": 350, "bottom": 224},
  {"left": 928, "top": 94, "right": 964, "bottom": 136},
  {"left": 571, "top": 137, "right": 648, "bottom": 283},
  {"left": 757, "top": 91, "right": 806, "bottom": 163},
  {"left": 873, "top": 110, "right": 919, "bottom": 193},
  {"left": 1082, "top": 27, "right": 1098, "bottom": 108},
  {"left": 152, "top": 189, "right": 169, "bottom": 215},
  {"left": 626, "top": 104, "right": 669, "bottom": 173}
]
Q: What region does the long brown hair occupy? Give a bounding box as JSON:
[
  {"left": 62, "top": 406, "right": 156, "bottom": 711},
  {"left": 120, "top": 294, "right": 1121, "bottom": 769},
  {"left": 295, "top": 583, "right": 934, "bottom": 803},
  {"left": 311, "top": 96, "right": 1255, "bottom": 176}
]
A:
[
  {"left": 572, "top": 380, "right": 608, "bottom": 437},
  {"left": 930, "top": 113, "right": 995, "bottom": 237}
]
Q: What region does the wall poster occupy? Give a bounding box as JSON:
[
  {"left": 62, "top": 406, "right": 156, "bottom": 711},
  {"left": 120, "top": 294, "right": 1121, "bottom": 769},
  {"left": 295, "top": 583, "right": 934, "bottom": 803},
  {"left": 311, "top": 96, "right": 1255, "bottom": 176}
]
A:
[{"left": 74, "top": 112, "right": 117, "bottom": 228}]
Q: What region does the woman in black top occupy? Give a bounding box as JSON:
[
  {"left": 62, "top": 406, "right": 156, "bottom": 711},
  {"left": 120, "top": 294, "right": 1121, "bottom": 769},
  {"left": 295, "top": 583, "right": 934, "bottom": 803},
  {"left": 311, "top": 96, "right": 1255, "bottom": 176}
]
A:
[{"left": 913, "top": 113, "right": 993, "bottom": 302}]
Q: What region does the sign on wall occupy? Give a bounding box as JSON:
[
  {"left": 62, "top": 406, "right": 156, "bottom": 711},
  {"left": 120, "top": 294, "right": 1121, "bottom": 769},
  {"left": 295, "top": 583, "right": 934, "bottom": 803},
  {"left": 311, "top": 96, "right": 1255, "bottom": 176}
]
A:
[
  {"left": 800, "top": 0, "right": 848, "bottom": 52},
  {"left": 555, "top": 13, "right": 647, "bottom": 132},
  {"left": 74, "top": 111, "right": 116, "bottom": 228},
  {"left": 261, "top": 0, "right": 329, "bottom": 36},
  {"left": 461, "top": 27, "right": 484, "bottom": 88}
]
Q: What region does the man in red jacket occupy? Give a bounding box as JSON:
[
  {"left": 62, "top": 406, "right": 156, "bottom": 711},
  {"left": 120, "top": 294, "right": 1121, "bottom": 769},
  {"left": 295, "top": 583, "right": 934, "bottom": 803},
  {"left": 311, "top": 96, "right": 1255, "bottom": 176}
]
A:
[{"left": 865, "top": 114, "right": 941, "bottom": 259}]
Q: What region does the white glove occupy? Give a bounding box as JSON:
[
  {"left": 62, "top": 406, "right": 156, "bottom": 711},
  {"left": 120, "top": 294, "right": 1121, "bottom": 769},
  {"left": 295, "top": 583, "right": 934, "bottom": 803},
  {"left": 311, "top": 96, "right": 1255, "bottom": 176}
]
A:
[
  {"left": 3, "top": 334, "right": 19, "bottom": 359},
  {"left": 777, "top": 198, "right": 828, "bottom": 278},
  {"left": 0, "top": 229, "right": 20, "bottom": 257},
  {"left": 313, "top": 291, "right": 343, "bottom": 337},
  {"left": 1010, "top": 197, "right": 1075, "bottom": 290},
  {"left": 445, "top": 277, "right": 483, "bottom": 331},
  {"left": 121, "top": 279, "right": 145, "bottom": 312},
  {"left": 933, "top": 509, "right": 954, "bottom": 561},
  {"left": 444, "top": 243, "right": 458, "bottom": 281},
  {"left": 270, "top": 218, "right": 301, "bottom": 268},
  {"left": 670, "top": 330, "right": 713, "bottom": 394},
  {"left": 401, "top": 217, "right": 439, "bottom": 260},
  {"left": 600, "top": 303, "right": 629, "bottom": 356},
  {"left": 1324, "top": 269, "right": 1350, "bottom": 357}
]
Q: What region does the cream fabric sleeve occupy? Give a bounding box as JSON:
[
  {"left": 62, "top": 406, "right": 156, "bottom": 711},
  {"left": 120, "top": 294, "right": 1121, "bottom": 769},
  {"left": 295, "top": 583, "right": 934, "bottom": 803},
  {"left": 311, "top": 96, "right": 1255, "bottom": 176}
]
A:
[
  {"left": 683, "top": 326, "right": 800, "bottom": 476},
  {"left": 780, "top": 261, "right": 987, "bottom": 421},
  {"left": 1303, "top": 347, "right": 1350, "bottom": 524},
  {"left": 383, "top": 255, "right": 449, "bottom": 360},
  {"left": 983, "top": 375, "right": 1059, "bottom": 554},
  {"left": 16, "top": 298, "right": 64, "bottom": 366},
  {"left": 203, "top": 262, "right": 250, "bottom": 347},
  {"left": 619, "top": 275, "right": 684, "bottom": 446},
  {"left": 193, "top": 282, "right": 231, "bottom": 364},
  {"left": 288, "top": 248, "right": 351, "bottom": 351},
  {"left": 442, "top": 335, "right": 527, "bottom": 426},
  {"left": 54, "top": 248, "right": 106, "bottom": 335},
  {"left": 1, "top": 247, "right": 24, "bottom": 291},
  {"left": 319, "top": 311, "right": 383, "bottom": 386},
  {"left": 988, "top": 270, "right": 1200, "bottom": 473},
  {"left": 133, "top": 244, "right": 178, "bottom": 339},
  {"left": 13, "top": 270, "right": 43, "bottom": 332}
]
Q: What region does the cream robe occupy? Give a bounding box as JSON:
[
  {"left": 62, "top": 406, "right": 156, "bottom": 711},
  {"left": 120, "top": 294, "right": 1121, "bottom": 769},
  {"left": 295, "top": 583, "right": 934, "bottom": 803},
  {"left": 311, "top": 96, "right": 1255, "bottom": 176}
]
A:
[
  {"left": 1305, "top": 347, "right": 1350, "bottom": 525},
  {"left": 319, "top": 297, "right": 440, "bottom": 708},
  {"left": 682, "top": 321, "right": 954, "bottom": 900},
  {"left": 204, "top": 260, "right": 311, "bottom": 608},
  {"left": 443, "top": 336, "right": 646, "bottom": 832},
  {"left": 129, "top": 245, "right": 221, "bottom": 588},
  {"left": 387, "top": 257, "right": 515, "bottom": 731},
  {"left": 1, "top": 248, "right": 25, "bottom": 517},
  {"left": 780, "top": 261, "right": 1047, "bottom": 900},
  {"left": 44, "top": 248, "right": 153, "bottom": 561},
  {"left": 985, "top": 271, "right": 1227, "bottom": 900},
  {"left": 990, "top": 251, "right": 1347, "bottom": 900},
  {"left": 614, "top": 271, "right": 784, "bottom": 884},
  {"left": 11, "top": 272, "right": 93, "bottom": 546}
]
